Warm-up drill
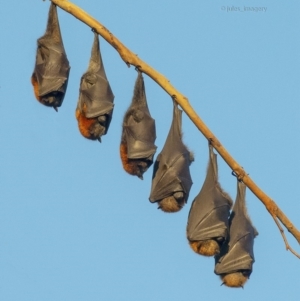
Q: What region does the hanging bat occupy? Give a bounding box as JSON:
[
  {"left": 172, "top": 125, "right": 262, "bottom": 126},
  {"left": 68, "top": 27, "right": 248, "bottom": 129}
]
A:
[
  {"left": 149, "top": 101, "right": 193, "bottom": 212},
  {"left": 214, "top": 181, "right": 258, "bottom": 288},
  {"left": 120, "top": 71, "right": 157, "bottom": 179},
  {"left": 76, "top": 32, "right": 114, "bottom": 142},
  {"left": 31, "top": 3, "right": 70, "bottom": 111},
  {"left": 186, "top": 144, "right": 233, "bottom": 256}
]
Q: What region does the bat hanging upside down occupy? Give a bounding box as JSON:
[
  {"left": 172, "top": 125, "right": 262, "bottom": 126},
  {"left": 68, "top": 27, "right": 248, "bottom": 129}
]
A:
[
  {"left": 120, "top": 71, "right": 157, "bottom": 179},
  {"left": 149, "top": 101, "right": 193, "bottom": 212},
  {"left": 75, "top": 32, "right": 114, "bottom": 142},
  {"left": 31, "top": 3, "right": 70, "bottom": 111},
  {"left": 186, "top": 143, "right": 233, "bottom": 256},
  {"left": 214, "top": 181, "right": 258, "bottom": 288}
]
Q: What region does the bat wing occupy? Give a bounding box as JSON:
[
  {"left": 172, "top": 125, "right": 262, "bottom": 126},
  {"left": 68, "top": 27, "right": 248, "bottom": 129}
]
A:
[
  {"left": 149, "top": 102, "right": 193, "bottom": 206},
  {"left": 214, "top": 232, "right": 255, "bottom": 274},
  {"left": 76, "top": 32, "right": 114, "bottom": 140},
  {"left": 124, "top": 114, "right": 156, "bottom": 159},
  {"left": 120, "top": 72, "right": 157, "bottom": 179},
  {"left": 77, "top": 32, "right": 114, "bottom": 120},
  {"left": 150, "top": 152, "right": 192, "bottom": 201},
  {"left": 122, "top": 72, "right": 156, "bottom": 159},
  {"left": 215, "top": 181, "right": 258, "bottom": 275},
  {"left": 32, "top": 3, "right": 70, "bottom": 108},
  {"left": 187, "top": 144, "right": 232, "bottom": 241}
]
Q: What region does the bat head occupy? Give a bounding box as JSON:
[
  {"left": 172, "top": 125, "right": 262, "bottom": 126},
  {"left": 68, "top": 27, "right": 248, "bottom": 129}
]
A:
[
  {"left": 157, "top": 191, "right": 186, "bottom": 213},
  {"left": 120, "top": 141, "right": 153, "bottom": 179},
  {"left": 189, "top": 240, "right": 221, "bottom": 257},
  {"left": 76, "top": 103, "right": 111, "bottom": 141},
  {"left": 220, "top": 271, "right": 250, "bottom": 288}
]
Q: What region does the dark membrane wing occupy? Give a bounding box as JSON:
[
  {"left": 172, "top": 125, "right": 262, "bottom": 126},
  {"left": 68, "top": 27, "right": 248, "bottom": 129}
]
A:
[
  {"left": 122, "top": 72, "right": 156, "bottom": 159},
  {"left": 124, "top": 114, "right": 156, "bottom": 159},
  {"left": 150, "top": 152, "right": 191, "bottom": 200},
  {"left": 149, "top": 101, "right": 193, "bottom": 212},
  {"left": 76, "top": 32, "right": 114, "bottom": 141},
  {"left": 77, "top": 32, "right": 114, "bottom": 119},
  {"left": 214, "top": 181, "right": 258, "bottom": 288},
  {"left": 120, "top": 72, "right": 157, "bottom": 179},
  {"left": 186, "top": 144, "right": 232, "bottom": 256},
  {"left": 32, "top": 3, "right": 70, "bottom": 109},
  {"left": 215, "top": 234, "right": 255, "bottom": 274}
]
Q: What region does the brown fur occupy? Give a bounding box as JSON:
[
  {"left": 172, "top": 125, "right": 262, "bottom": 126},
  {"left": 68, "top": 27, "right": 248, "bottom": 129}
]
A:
[
  {"left": 221, "top": 273, "right": 248, "bottom": 288},
  {"left": 158, "top": 196, "right": 184, "bottom": 213},
  {"left": 189, "top": 239, "right": 220, "bottom": 256},
  {"left": 31, "top": 73, "right": 42, "bottom": 103},
  {"left": 120, "top": 142, "right": 145, "bottom": 177},
  {"left": 75, "top": 104, "right": 99, "bottom": 140}
]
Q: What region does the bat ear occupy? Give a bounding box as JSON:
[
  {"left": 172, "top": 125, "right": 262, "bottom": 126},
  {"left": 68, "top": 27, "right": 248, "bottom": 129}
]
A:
[
  {"left": 214, "top": 181, "right": 258, "bottom": 288},
  {"left": 75, "top": 32, "right": 114, "bottom": 141},
  {"left": 31, "top": 2, "right": 70, "bottom": 110},
  {"left": 120, "top": 71, "right": 157, "bottom": 179},
  {"left": 149, "top": 100, "right": 193, "bottom": 213},
  {"left": 186, "top": 143, "right": 233, "bottom": 256}
]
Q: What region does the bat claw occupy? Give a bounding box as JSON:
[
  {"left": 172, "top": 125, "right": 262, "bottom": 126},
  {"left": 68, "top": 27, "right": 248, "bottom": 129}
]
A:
[
  {"left": 53, "top": 106, "right": 58, "bottom": 112},
  {"left": 135, "top": 65, "right": 142, "bottom": 72},
  {"left": 138, "top": 175, "right": 143, "bottom": 180},
  {"left": 97, "top": 137, "right": 102, "bottom": 143}
]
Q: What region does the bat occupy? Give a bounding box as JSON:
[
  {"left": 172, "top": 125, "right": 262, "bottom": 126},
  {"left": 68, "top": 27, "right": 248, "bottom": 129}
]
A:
[
  {"left": 214, "top": 181, "right": 258, "bottom": 288},
  {"left": 76, "top": 32, "right": 114, "bottom": 142},
  {"left": 31, "top": 3, "right": 70, "bottom": 111},
  {"left": 149, "top": 101, "right": 193, "bottom": 212},
  {"left": 120, "top": 71, "right": 157, "bottom": 179},
  {"left": 186, "top": 143, "right": 233, "bottom": 256}
]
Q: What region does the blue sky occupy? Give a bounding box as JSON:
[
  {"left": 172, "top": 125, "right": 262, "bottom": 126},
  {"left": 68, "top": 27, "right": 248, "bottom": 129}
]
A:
[{"left": 0, "top": 0, "right": 299, "bottom": 300}]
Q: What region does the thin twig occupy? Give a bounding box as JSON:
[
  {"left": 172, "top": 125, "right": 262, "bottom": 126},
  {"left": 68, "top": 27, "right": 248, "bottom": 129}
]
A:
[
  {"left": 272, "top": 215, "right": 300, "bottom": 259},
  {"left": 49, "top": 0, "right": 300, "bottom": 256}
]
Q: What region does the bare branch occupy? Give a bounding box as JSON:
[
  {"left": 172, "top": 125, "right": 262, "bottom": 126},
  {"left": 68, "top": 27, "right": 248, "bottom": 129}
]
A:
[
  {"left": 272, "top": 215, "right": 300, "bottom": 259},
  {"left": 50, "top": 0, "right": 300, "bottom": 256}
]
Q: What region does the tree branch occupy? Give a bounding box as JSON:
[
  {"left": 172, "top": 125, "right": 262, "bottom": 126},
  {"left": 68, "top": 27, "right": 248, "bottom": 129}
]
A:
[
  {"left": 50, "top": 0, "right": 300, "bottom": 255},
  {"left": 272, "top": 216, "right": 300, "bottom": 259}
]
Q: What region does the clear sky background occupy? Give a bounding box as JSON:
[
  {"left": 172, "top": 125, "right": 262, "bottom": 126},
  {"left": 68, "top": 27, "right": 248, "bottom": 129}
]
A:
[{"left": 0, "top": 0, "right": 299, "bottom": 300}]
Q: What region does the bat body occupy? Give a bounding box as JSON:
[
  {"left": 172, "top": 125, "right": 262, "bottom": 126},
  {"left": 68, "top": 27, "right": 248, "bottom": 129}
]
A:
[
  {"left": 31, "top": 3, "right": 70, "bottom": 111},
  {"left": 149, "top": 102, "right": 193, "bottom": 212},
  {"left": 215, "top": 181, "right": 258, "bottom": 288},
  {"left": 120, "top": 72, "right": 157, "bottom": 179},
  {"left": 186, "top": 144, "right": 232, "bottom": 256},
  {"left": 76, "top": 32, "right": 114, "bottom": 142}
]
